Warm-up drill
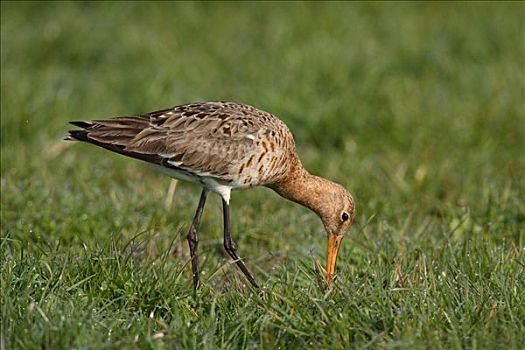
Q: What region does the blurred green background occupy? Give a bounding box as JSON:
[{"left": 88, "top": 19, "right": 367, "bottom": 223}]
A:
[{"left": 1, "top": 2, "right": 524, "bottom": 349}]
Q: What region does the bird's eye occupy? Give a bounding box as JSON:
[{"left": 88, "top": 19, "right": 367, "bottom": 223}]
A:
[{"left": 341, "top": 212, "right": 349, "bottom": 221}]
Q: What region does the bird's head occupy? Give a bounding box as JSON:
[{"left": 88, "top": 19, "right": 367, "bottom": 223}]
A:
[
  {"left": 316, "top": 182, "right": 355, "bottom": 284},
  {"left": 270, "top": 172, "right": 355, "bottom": 285}
]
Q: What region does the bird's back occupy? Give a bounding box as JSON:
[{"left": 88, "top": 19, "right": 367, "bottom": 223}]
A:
[{"left": 67, "top": 102, "right": 298, "bottom": 188}]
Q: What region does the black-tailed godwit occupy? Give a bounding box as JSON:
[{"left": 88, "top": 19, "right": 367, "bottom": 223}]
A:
[{"left": 66, "top": 102, "right": 355, "bottom": 289}]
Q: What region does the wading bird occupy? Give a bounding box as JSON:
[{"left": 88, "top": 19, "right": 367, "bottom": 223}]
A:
[{"left": 66, "top": 102, "right": 355, "bottom": 289}]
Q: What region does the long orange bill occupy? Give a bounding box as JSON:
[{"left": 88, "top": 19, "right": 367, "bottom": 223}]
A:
[{"left": 325, "top": 235, "right": 344, "bottom": 285}]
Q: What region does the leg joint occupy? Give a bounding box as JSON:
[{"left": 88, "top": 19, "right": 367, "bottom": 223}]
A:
[{"left": 223, "top": 240, "right": 236, "bottom": 253}]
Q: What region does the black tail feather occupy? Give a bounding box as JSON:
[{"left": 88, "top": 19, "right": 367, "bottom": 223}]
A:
[
  {"left": 65, "top": 126, "right": 169, "bottom": 167},
  {"left": 64, "top": 129, "right": 89, "bottom": 141},
  {"left": 69, "top": 121, "right": 94, "bottom": 129}
]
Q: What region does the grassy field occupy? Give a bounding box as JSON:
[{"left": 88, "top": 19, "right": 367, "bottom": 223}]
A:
[{"left": 1, "top": 2, "right": 524, "bottom": 349}]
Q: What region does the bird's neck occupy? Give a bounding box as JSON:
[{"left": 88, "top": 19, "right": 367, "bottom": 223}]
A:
[{"left": 269, "top": 164, "right": 332, "bottom": 220}]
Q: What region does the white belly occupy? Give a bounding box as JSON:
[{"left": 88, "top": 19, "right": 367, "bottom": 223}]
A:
[{"left": 154, "top": 165, "right": 233, "bottom": 204}]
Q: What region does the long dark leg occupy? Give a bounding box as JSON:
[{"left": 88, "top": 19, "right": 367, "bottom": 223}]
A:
[
  {"left": 187, "top": 189, "right": 208, "bottom": 290},
  {"left": 222, "top": 199, "right": 259, "bottom": 288}
]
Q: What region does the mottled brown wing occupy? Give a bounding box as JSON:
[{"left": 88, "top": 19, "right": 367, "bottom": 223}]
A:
[
  {"left": 128, "top": 104, "right": 267, "bottom": 179},
  {"left": 67, "top": 102, "right": 296, "bottom": 184},
  {"left": 74, "top": 103, "right": 269, "bottom": 180}
]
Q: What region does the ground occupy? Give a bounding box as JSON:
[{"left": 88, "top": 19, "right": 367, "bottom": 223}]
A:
[{"left": 1, "top": 2, "right": 524, "bottom": 349}]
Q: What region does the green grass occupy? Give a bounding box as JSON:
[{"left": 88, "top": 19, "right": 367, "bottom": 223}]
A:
[{"left": 1, "top": 2, "right": 524, "bottom": 349}]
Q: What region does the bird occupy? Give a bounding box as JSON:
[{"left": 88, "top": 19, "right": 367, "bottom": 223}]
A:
[{"left": 66, "top": 101, "right": 355, "bottom": 289}]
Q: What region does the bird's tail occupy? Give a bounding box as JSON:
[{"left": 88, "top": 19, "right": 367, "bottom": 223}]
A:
[
  {"left": 64, "top": 122, "right": 92, "bottom": 141},
  {"left": 64, "top": 117, "right": 163, "bottom": 165}
]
